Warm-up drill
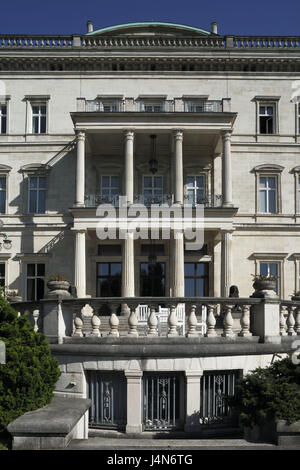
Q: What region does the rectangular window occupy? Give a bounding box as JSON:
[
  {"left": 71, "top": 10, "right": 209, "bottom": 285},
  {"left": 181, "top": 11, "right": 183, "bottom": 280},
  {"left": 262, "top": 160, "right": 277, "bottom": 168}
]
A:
[
  {"left": 32, "top": 104, "right": 47, "bottom": 134},
  {"left": 185, "top": 175, "right": 205, "bottom": 205},
  {"left": 298, "top": 105, "right": 300, "bottom": 134},
  {"left": 143, "top": 175, "right": 163, "bottom": 205},
  {"left": 0, "top": 176, "right": 6, "bottom": 214},
  {"left": 298, "top": 176, "right": 300, "bottom": 212},
  {"left": 26, "top": 263, "right": 45, "bottom": 301},
  {"left": 101, "top": 176, "right": 120, "bottom": 204},
  {"left": 259, "top": 176, "right": 276, "bottom": 213},
  {"left": 29, "top": 176, "right": 46, "bottom": 214},
  {"left": 96, "top": 262, "right": 122, "bottom": 297},
  {"left": 184, "top": 262, "right": 209, "bottom": 296},
  {"left": 101, "top": 100, "right": 120, "bottom": 112},
  {"left": 260, "top": 262, "right": 279, "bottom": 294},
  {"left": 140, "top": 262, "right": 165, "bottom": 297},
  {"left": 0, "top": 263, "right": 5, "bottom": 287},
  {"left": 0, "top": 104, "right": 7, "bottom": 134},
  {"left": 259, "top": 105, "right": 275, "bottom": 134}
]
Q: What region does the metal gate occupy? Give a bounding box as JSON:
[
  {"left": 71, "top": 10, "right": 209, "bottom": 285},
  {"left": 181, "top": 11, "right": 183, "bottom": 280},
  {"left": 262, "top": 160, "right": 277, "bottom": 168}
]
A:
[
  {"left": 143, "top": 373, "right": 182, "bottom": 431},
  {"left": 200, "top": 370, "right": 240, "bottom": 427},
  {"left": 86, "top": 371, "right": 127, "bottom": 430}
]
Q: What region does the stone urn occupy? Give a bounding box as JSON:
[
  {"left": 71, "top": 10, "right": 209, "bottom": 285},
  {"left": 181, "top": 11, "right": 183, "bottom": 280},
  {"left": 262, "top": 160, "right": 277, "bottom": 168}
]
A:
[
  {"left": 251, "top": 279, "right": 278, "bottom": 298},
  {"left": 46, "top": 280, "right": 71, "bottom": 298}
]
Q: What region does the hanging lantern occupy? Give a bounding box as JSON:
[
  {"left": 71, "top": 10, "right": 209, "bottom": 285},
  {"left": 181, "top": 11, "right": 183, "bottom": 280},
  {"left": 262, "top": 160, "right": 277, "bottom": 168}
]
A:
[{"left": 149, "top": 135, "right": 158, "bottom": 174}]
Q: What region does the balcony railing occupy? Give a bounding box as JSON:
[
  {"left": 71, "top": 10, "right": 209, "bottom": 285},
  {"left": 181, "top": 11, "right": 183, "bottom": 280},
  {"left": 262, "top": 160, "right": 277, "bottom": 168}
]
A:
[
  {"left": 85, "top": 194, "right": 120, "bottom": 207},
  {"left": 184, "top": 194, "right": 222, "bottom": 208},
  {"left": 134, "top": 194, "right": 173, "bottom": 206},
  {"left": 84, "top": 194, "right": 223, "bottom": 208},
  {"left": 13, "top": 296, "right": 300, "bottom": 343},
  {"left": 83, "top": 99, "right": 223, "bottom": 113}
]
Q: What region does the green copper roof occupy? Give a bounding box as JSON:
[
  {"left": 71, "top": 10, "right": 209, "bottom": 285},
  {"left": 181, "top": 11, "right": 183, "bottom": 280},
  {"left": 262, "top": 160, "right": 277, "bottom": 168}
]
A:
[{"left": 86, "top": 22, "right": 211, "bottom": 36}]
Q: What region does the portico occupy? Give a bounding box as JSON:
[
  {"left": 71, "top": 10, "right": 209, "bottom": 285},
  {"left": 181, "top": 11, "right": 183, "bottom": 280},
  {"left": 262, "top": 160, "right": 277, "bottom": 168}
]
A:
[{"left": 71, "top": 108, "right": 237, "bottom": 300}]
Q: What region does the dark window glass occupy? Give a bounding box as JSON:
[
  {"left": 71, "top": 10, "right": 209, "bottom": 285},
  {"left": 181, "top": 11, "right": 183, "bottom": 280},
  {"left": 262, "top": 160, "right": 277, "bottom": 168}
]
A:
[
  {"left": 184, "top": 262, "right": 209, "bottom": 296},
  {"left": 0, "top": 105, "right": 7, "bottom": 134},
  {"left": 26, "top": 263, "right": 45, "bottom": 301},
  {"left": 98, "top": 244, "right": 122, "bottom": 256},
  {"left": 96, "top": 262, "right": 122, "bottom": 297},
  {"left": 29, "top": 177, "right": 46, "bottom": 214},
  {"left": 0, "top": 263, "right": 5, "bottom": 287},
  {"left": 140, "top": 262, "right": 165, "bottom": 297},
  {"left": 0, "top": 177, "right": 6, "bottom": 213}
]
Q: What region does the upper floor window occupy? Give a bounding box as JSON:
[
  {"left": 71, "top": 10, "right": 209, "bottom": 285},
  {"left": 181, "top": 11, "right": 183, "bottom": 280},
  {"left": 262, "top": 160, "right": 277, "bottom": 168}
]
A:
[
  {"left": 298, "top": 104, "right": 300, "bottom": 134},
  {"left": 0, "top": 263, "right": 5, "bottom": 287},
  {"left": 101, "top": 176, "right": 120, "bottom": 204},
  {"left": 259, "top": 176, "right": 276, "bottom": 213},
  {"left": 29, "top": 176, "right": 46, "bottom": 213},
  {"left": 260, "top": 262, "right": 279, "bottom": 294},
  {"left": 185, "top": 175, "right": 205, "bottom": 205},
  {"left": 0, "top": 176, "right": 6, "bottom": 214},
  {"left": 138, "top": 95, "right": 168, "bottom": 112},
  {"left": 143, "top": 175, "right": 163, "bottom": 205},
  {"left": 144, "top": 102, "right": 163, "bottom": 112},
  {"left": 0, "top": 104, "right": 7, "bottom": 134},
  {"left": 32, "top": 104, "right": 47, "bottom": 134},
  {"left": 259, "top": 105, "right": 275, "bottom": 134}
]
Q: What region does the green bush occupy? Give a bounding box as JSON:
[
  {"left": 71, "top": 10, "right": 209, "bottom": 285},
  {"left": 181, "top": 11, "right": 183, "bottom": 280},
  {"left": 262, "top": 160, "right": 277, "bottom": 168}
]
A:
[
  {"left": 228, "top": 356, "right": 300, "bottom": 428},
  {"left": 0, "top": 296, "right": 61, "bottom": 431}
]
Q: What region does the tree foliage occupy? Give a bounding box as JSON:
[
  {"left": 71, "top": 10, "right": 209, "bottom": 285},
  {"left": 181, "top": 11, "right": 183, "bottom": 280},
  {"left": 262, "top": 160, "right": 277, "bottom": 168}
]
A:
[
  {"left": 0, "top": 296, "right": 60, "bottom": 431},
  {"left": 228, "top": 356, "right": 300, "bottom": 427}
]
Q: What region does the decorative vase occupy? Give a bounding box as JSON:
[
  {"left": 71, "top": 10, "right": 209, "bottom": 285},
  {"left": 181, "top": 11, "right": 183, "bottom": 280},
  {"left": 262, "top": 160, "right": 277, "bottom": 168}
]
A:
[
  {"left": 46, "top": 280, "right": 71, "bottom": 298},
  {"left": 252, "top": 280, "right": 278, "bottom": 298}
]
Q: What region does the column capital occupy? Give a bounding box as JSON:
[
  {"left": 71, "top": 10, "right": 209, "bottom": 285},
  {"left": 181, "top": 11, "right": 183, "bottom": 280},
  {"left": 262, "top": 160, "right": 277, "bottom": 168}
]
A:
[
  {"left": 173, "top": 129, "right": 183, "bottom": 140},
  {"left": 123, "top": 129, "right": 135, "bottom": 140},
  {"left": 221, "top": 129, "right": 232, "bottom": 139},
  {"left": 75, "top": 129, "right": 85, "bottom": 141}
]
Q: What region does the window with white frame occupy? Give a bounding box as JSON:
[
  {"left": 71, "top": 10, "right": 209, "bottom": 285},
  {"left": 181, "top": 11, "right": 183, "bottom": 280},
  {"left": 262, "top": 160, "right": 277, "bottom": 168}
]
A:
[
  {"left": 259, "top": 105, "right": 275, "bottom": 134},
  {"left": 143, "top": 102, "right": 163, "bottom": 112},
  {"left": 32, "top": 104, "right": 47, "bottom": 134},
  {"left": 101, "top": 176, "right": 120, "bottom": 204},
  {"left": 260, "top": 262, "right": 279, "bottom": 294},
  {"left": 0, "top": 263, "right": 5, "bottom": 288},
  {"left": 0, "top": 104, "right": 7, "bottom": 134},
  {"left": 143, "top": 175, "right": 163, "bottom": 204},
  {"left": 28, "top": 176, "right": 46, "bottom": 214},
  {"left": 259, "top": 175, "right": 277, "bottom": 213},
  {"left": 0, "top": 176, "right": 6, "bottom": 214},
  {"left": 185, "top": 175, "right": 206, "bottom": 205},
  {"left": 101, "top": 100, "right": 121, "bottom": 112},
  {"left": 26, "top": 263, "right": 45, "bottom": 301}
]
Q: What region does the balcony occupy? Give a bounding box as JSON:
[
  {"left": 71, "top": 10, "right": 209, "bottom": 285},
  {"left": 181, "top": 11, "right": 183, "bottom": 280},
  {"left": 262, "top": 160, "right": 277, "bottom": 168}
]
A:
[{"left": 83, "top": 99, "right": 223, "bottom": 113}]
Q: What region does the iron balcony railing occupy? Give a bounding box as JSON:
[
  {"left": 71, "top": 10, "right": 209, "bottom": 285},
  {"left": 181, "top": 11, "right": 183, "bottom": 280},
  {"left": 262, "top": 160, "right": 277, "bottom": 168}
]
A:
[
  {"left": 184, "top": 194, "right": 223, "bottom": 208},
  {"left": 134, "top": 194, "right": 173, "bottom": 206},
  {"left": 83, "top": 99, "right": 223, "bottom": 113},
  {"left": 85, "top": 194, "right": 222, "bottom": 208},
  {"left": 85, "top": 194, "right": 120, "bottom": 207}
]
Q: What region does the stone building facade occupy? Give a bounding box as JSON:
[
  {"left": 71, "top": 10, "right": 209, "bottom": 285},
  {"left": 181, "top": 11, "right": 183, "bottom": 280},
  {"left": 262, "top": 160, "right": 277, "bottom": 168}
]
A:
[{"left": 1, "top": 21, "right": 300, "bottom": 435}]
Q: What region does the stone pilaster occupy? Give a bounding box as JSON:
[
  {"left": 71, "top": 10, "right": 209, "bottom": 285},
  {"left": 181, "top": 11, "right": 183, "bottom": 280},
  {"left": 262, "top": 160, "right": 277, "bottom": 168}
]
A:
[
  {"left": 173, "top": 231, "right": 185, "bottom": 297},
  {"left": 221, "top": 231, "right": 232, "bottom": 297},
  {"left": 173, "top": 130, "right": 183, "bottom": 204},
  {"left": 75, "top": 130, "right": 85, "bottom": 207},
  {"left": 221, "top": 130, "right": 233, "bottom": 207},
  {"left": 124, "top": 129, "right": 134, "bottom": 205},
  {"left": 125, "top": 370, "right": 143, "bottom": 434},
  {"left": 74, "top": 229, "right": 86, "bottom": 298}
]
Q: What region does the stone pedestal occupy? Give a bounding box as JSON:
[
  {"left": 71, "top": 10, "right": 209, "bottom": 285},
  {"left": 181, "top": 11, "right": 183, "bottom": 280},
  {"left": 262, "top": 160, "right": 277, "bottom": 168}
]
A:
[
  {"left": 184, "top": 370, "right": 203, "bottom": 432},
  {"left": 125, "top": 370, "right": 143, "bottom": 434}
]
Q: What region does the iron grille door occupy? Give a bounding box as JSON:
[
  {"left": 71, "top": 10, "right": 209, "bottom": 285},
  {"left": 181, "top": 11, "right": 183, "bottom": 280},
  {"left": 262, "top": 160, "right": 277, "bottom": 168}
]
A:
[
  {"left": 200, "top": 370, "right": 240, "bottom": 427},
  {"left": 143, "top": 373, "right": 182, "bottom": 430},
  {"left": 86, "top": 371, "right": 127, "bottom": 430}
]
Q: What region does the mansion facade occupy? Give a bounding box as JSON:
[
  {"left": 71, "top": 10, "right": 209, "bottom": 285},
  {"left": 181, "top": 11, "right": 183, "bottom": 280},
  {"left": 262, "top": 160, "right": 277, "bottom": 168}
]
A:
[{"left": 1, "top": 22, "right": 300, "bottom": 438}]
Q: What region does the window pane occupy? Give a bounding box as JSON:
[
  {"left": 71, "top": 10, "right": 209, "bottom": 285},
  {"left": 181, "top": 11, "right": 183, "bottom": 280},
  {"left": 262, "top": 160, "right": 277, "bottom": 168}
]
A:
[
  {"left": 38, "top": 190, "right": 46, "bottom": 213},
  {"left": 268, "top": 190, "right": 276, "bottom": 213},
  {"left": 37, "top": 264, "right": 45, "bottom": 276},
  {"left": 185, "top": 278, "right": 195, "bottom": 296},
  {"left": 40, "top": 106, "right": 46, "bottom": 115},
  {"left": 36, "top": 278, "right": 44, "bottom": 300},
  {"left": 269, "top": 263, "right": 278, "bottom": 276},
  {"left": 27, "top": 264, "right": 36, "bottom": 276},
  {"left": 186, "top": 177, "right": 194, "bottom": 187},
  {"left": 32, "top": 106, "right": 40, "bottom": 114},
  {"left": 27, "top": 279, "right": 35, "bottom": 301},
  {"left": 38, "top": 177, "right": 46, "bottom": 189},
  {"left": 98, "top": 263, "right": 109, "bottom": 275},
  {"left": 267, "top": 106, "right": 273, "bottom": 115},
  {"left": 29, "top": 190, "right": 37, "bottom": 213},
  {"left": 1, "top": 116, "right": 6, "bottom": 134},
  {"left": 110, "top": 263, "right": 122, "bottom": 276},
  {"left": 110, "top": 176, "right": 119, "bottom": 188},
  {"left": 259, "top": 106, "right": 265, "bottom": 114},
  {"left": 102, "top": 176, "right": 110, "bottom": 188},
  {"left": 40, "top": 116, "right": 46, "bottom": 133},
  {"left": 260, "top": 263, "right": 268, "bottom": 276},
  {"left": 184, "top": 263, "right": 194, "bottom": 276},
  {"left": 30, "top": 177, "right": 38, "bottom": 189},
  {"left": 0, "top": 192, "right": 6, "bottom": 213},
  {"left": 196, "top": 263, "right": 206, "bottom": 276},
  {"left": 259, "top": 177, "right": 267, "bottom": 188},
  {"left": 196, "top": 278, "right": 205, "bottom": 296},
  {"left": 0, "top": 263, "right": 5, "bottom": 277},
  {"left": 268, "top": 177, "right": 276, "bottom": 189},
  {"left": 196, "top": 176, "right": 204, "bottom": 188},
  {"left": 143, "top": 177, "right": 152, "bottom": 188},
  {"left": 154, "top": 177, "right": 163, "bottom": 188},
  {"left": 0, "top": 177, "right": 6, "bottom": 191},
  {"left": 259, "top": 190, "right": 267, "bottom": 212}
]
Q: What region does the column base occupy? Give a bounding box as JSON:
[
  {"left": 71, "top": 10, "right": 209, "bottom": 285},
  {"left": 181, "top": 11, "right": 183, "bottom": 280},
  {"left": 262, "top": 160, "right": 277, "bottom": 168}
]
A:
[{"left": 126, "top": 424, "right": 143, "bottom": 434}]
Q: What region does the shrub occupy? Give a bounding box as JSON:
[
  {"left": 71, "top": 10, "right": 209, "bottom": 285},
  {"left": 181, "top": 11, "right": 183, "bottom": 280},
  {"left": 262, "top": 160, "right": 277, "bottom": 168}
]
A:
[
  {"left": 0, "top": 296, "right": 61, "bottom": 431},
  {"left": 228, "top": 356, "right": 300, "bottom": 428}
]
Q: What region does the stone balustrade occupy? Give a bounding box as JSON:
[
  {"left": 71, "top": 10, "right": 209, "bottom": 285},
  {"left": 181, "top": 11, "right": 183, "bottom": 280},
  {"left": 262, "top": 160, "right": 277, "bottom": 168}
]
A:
[
  {"left": 0, "top": 35, "right": 299, "bottom": 50},
  {"left": 280, "top": 301, "right": 300, "bottom": 336}
]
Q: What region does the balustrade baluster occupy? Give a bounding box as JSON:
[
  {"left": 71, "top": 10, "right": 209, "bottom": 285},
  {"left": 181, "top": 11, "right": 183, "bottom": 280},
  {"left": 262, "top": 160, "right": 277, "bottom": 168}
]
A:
[
  {"left": 128, "top": 305, "right": 139, "bottom": 337},
  {"left": 33, "top": 309, "right": 39, "bottom": 332},
  {"left": 287, "top": 306, "right": 296, "bottom": 336},
  {"left": 187, "top": 304, "right": 198, "bottom": 337},
  {"left": 222, "top": 305, "right": 235, "bottom": 338},
  {"left": 91, "top": 314, "right": 101, "bottom": 337},
  {"left": 167, "top": 304, "right": 178, "bottom": 337},
  {"left": 148, "top": 305, "right": 158, "bottom": 337},
  {"left": 295, "top": 306, "right": 300, "bottom": 335},
  {"left": 239, "top": 304, "right": 252, "bottom": 337},
  {"left": 73, "top": 312, "right": 83, "bottom": 337},
  {"left": 109, "top": 312, "right": 119, "bottom": 337},
  {"left": 205, "top": 304, "right": 217, "bottom": 337},
  {"left": 279, "top": 305, "right": 288, "bottom": 336}
]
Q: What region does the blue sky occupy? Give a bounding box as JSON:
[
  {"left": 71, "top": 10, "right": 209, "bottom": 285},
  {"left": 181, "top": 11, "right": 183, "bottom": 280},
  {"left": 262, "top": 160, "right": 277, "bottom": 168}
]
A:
[{"left": 1, "top": 0, "right": 300, "bottom": 35}]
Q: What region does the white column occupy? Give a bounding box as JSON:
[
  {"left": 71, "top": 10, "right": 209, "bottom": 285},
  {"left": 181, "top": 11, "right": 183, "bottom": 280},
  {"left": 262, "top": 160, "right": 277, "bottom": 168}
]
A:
[
  {"left": 122, "top": 130, "right": 135, "bottom": 309},
  {"left": 124, "top": 129, "right": 134, "bottom": 205},
  {"left": 125, "top": 370, "right": 143, "bottom": 434},
  {"left": 222, "top": 130, "right": 233, "bottom": 207},
  {"left": 74, "top": 229, "right": 86, "bottom": 298},
  {"left": 75, "top": 130, "right": 85, "bottom": 207},
  {"left": 184, "top": 370, "right": 203, "bottom": 433},
  {"left": 173, "top": 231, "right": 185, "bottom": 297},
  {"left": 173, "top": 130, "right": 184, "bottom": 204},
  {"left": 122, "top": 231, "right": 135, "bottom": 297},
  {"left": 221, "top": 230, "right": 232, "bottom": 297}
]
